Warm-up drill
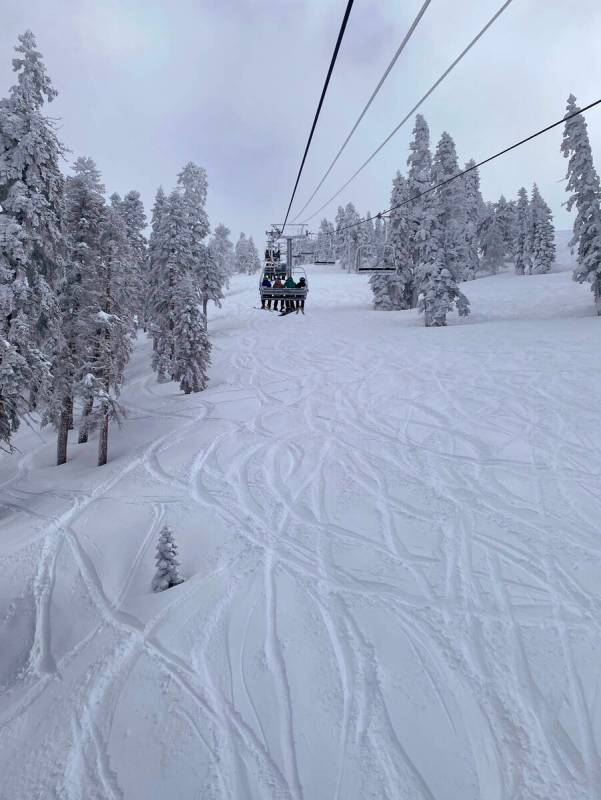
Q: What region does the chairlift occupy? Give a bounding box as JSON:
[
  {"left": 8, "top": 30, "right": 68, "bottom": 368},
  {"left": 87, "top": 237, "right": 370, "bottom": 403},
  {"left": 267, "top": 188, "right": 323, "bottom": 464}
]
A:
[{"left": 355, "top": 243, "right": 398, "bottom": 273}]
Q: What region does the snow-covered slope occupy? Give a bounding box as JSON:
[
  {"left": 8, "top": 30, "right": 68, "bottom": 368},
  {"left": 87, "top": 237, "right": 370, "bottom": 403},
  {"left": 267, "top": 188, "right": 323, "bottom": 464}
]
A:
[{"left": 1, "top": 266, "right": 600, "bottom": 800}]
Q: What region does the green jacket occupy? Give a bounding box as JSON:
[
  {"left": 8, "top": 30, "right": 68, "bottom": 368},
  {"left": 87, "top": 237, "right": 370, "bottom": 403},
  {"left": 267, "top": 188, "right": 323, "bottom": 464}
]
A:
[{"left": 284, "top": 276, "right": 296, "bottom": 288}]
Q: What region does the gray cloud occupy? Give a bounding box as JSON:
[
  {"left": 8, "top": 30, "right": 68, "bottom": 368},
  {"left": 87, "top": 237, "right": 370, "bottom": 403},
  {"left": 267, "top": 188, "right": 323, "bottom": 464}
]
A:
[{"left": 2, "top": 0, "right": 600, "bottom": 245}]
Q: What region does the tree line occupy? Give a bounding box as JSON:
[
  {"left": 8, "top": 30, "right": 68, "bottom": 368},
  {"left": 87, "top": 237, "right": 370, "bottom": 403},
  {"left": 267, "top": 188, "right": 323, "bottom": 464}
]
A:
[
  {"left": 313, "top": 101, "right": 601, "bottom": 324},
  {"left": 0, "top": 31, "right": 254, "bottom": 461}
]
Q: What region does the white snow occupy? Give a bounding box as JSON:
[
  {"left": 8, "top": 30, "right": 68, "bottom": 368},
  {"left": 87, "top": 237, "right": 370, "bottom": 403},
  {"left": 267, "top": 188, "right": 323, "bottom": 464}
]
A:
[{"left": 1, "top": 263, "right": 601, "bottom": 800}]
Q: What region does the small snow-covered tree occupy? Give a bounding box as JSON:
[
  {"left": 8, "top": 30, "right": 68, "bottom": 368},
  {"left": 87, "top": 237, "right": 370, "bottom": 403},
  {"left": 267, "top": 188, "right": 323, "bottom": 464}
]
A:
[
  {"left": 172, "top": 277, "right": 211, "bottom": 394},
  {"left": 151, "top": 525, "right": 184, "bottom": 592},
  {"left": 529, "top": 184, "right": 555, "bottom": 274},
  {"left": 561, "top": 94, "right": 601, "bottom": 313},
  {"left": 513, "top": 187, "right": 530, "bottom": 275}
]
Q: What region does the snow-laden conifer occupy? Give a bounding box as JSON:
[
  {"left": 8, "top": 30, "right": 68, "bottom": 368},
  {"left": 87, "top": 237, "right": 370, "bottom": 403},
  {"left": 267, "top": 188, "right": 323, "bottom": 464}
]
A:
[
  {"left": 460, "top": 161, "right": 484, "bottom": 280},
  {"left": 479, "top": 204, "right": 505, "bottom": 274},
  {"left": 116, "top": 190, "right": 147, "bottom": 325},
  {"left": 151, "top": 525, "right": 184, "bottom": 592},
  {"left": 529, "top": 184, "right": 555, "bottom": 274},
  {"left": 209, "top": 223, "right": 234, "bottom": 278},
  {"left": 316, "top": 218, "right": 335, "bottom": 261},
  {"left": 370, "top": 174, "right": 414, "bottom": 309},
  {"left": 415, "top": 192, "right": 470, "bottom": 327},
  {"left": 234, "top": 233, "right": 250, "bottom": 274},
  {"left": 0, "top": 31, "right": 65, "bottom": 448},
  {"left": 77, "top": 203, "right": 136, "bottom": 465},
  {"left": 514, "top": 187, "right": 531, "bottom": 275},
  {"left": 561, "top": 94, "right": 601, "bottom": 313},
  {"left": 406, "top": 114, "right": 432, "bottom": 270},
  {"left": 172, "top": 277, "right": 212, "bottom": 394},
  {"left": 246, "top": 236, "right": 261, "bottom": 274},
  {"left": 432, "top": 131, "right": 464, "bottom": 278}
]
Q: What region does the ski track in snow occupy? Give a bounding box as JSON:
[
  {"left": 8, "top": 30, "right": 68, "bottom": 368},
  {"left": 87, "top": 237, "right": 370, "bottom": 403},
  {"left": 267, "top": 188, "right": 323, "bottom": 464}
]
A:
[{"left": 1, "top": 267, "right": 600, "bottom": 799}]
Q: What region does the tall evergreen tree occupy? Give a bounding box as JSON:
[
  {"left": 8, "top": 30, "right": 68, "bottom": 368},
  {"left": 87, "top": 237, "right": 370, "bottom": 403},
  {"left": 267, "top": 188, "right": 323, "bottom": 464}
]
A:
[
  {"left": 78, "top": 203, "right": 136, "bottom": 466},
  {"left": 172, "top": 275, "right": 211, "bottom": 394},
  {"left": 406, "top": 114, "right": 432, "bottom": 273},
  {"left": 316, "top": 218, "right": 335, "bottom": 262},
  {"left": 370, "top": 174, "right": 413, "bottom": 309},
  {"left": 513, "top": 187, "right": 531, "bottom": 275},
  {"left": 0, "top": 30, "right": 65, "bottom": 449},
  {"left": 432, "top": 131, "right": 464, "bottom": 278},
  {"left": 561, "top": 94, "right": 601, "bottom": 314},
  {"left": 146, "top": 186, "right": 168, "bottom": 335},
  {"left": 246, "top": 236, "right": 261, "bottom": 274},
  {"left": 44, "top": 157, "right": 106, "bottom": 461},
  {"left": 529, "top": 184, "right": 555, "bottom": 275},
  {"left": 460, "top": 161, "right": 484, "bottom": 280},
  {"left": 479, "top": 204, "right": 505, "bottom": 274},
  {"left": 234, "top": 232, "right": 250, "bottom": 274},
  {"left": 117, "top": 190, "right": 147, "bottom": 324},
  {"left": 334, "top": 206, "right": 346, "bottom": 265},
  {"left": 209, "top": 223, "right": 234, "bottom": 278}
]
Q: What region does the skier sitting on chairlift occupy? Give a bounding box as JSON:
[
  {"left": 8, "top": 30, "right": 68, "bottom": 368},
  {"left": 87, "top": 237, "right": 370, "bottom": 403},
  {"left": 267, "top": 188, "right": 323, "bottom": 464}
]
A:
[
  {"left": 295, "top": 276, "right": 306, "bottom": 314},
  {"left": 261, "top": 275, "right": 272, "bottom": 309},
  {"left": 272, "top": 276, "right": 284, "bottom": 311},
  {"left": 284, "top": 275, "right": 296, "bottom": 312}
]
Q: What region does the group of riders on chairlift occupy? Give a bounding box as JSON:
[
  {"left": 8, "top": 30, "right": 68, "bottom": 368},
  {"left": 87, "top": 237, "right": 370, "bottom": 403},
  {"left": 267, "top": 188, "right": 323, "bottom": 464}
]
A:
[{"left": 259, "top": 245, "right": 308, "bottom": 315}]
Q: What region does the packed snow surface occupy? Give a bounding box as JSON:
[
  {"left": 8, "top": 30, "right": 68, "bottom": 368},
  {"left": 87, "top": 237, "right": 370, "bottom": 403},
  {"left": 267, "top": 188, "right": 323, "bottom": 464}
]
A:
[{"left": 1, "top": 265, "right": 600, "bottom": 800}]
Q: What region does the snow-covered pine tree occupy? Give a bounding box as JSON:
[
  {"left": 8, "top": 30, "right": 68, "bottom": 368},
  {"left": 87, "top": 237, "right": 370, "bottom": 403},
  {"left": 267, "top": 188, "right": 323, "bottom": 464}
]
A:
[
  {"left": 479, "top": 203, "right": 505, "bottom": 274},
  {"left": 246, "top": 236, "right": 261, "bottom": 274},
  {"left": 406, "top": 114, "right": 432, "bottom": 272},
  {"left": 0, "top": 30, "right": 65, "bottom": 449},
  {"left": 234, "top": 232, "right": 250, "bottom": 274},
  {"left": 561, "top": 94, "right": 601, "bottom": 313},
  {"left": 432, "top": 131, "right": 464, "bottom": 279},
  {"left": 44, "top": 157, "right": 106, "bottom": 461},
  {"left": 529, "top": 184, "right": 555, "bottom": 274},
  {"left": 494, "top": 195, "right": 515, "bottom": 260},
  {"left": 151, "top": 525, "right": 184, "bottom": 592},
  {"left": 460, "top": 160, "right": 484, "bottom": 280},
  {"left": 316, "top": 218, "right": 335, "bottom": 261},
  {"left": 333, "top": 206, "right": 346, "bottom": 266},
  {"left": 340, "top": 202, "right": 361, "bottom": 271},
  {"left": 116, "top": 190, "right": 147, "bottom": 325},
  {"left": 513, "top": 187, "right": 531, "bottom": 275},
  {"left": 370, "top": 173, "right": 414, "bottom": 309},
  {"left": 77, "top": 203, "right": 136, "bottom": 466},
  {"left": 209, "top": 223, "right": 234, "bottom": 278},
  {"left": 172, "top": 275, "right": 211, "bottom": 394},
  {"left": 415, "top": 191, "right": 470, "bottom": 326},
  {"left": 151, "top": 190, "right": 191, "bottom": 382},
  {"left": 146, "top": 186, "right": 168, "bottom": 335}
]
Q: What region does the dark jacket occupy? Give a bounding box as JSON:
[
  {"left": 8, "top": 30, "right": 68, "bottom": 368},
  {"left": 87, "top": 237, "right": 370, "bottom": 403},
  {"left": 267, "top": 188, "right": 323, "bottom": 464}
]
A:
[
  {"left": 296, "top": 277, "right": 306, "bottom": 288},
  {"left": 262, "top": 278, "right": 272, "bottom": 287},
  {"left": 284, "top": 276, "right": 296, "bottom": 289}
]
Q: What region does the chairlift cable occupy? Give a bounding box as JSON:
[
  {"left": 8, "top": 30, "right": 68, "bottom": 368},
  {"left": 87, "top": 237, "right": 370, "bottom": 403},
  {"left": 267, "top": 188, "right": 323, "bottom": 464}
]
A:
[
  {"left": 300, "top": 0, "right": 515, "bottom": 224},
  {"left": 280, "top": 0, "right": 356, "bottom": 236},
  {"left": 291, "top": 0, "right": 432, "bottom": 223},
  {"left": 336, "top": 99, "right": 601, "bottom": 235}
]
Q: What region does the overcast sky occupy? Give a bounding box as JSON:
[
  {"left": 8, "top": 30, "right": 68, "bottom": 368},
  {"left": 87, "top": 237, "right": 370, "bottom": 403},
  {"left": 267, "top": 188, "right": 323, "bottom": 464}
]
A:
[{"left": 2, "top": 0, "right": 601, "bottom": 244}]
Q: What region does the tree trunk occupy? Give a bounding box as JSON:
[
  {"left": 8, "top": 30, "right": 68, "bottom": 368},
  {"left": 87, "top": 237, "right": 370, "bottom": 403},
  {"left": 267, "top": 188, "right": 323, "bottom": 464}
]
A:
[
  {"left": 202, "top": 295, "right": 208, "bottom": 319},
  {"left": 67, "top": 395, "right": 74, "bottom": 431},
  {"left": 56, "top": 398, "right": 70, "bottom": 465},
  {"left": 98, "top": 405, "right": 109, "bottom": 466},
  {"left": 78, "top": 397, "right": 93, "bottom": 444}
]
